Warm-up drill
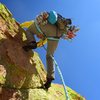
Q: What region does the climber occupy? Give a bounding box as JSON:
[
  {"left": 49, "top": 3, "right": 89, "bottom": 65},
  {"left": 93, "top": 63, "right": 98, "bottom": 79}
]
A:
[{"left": 23, "top": 11, "right": 79, "bottom": 89}]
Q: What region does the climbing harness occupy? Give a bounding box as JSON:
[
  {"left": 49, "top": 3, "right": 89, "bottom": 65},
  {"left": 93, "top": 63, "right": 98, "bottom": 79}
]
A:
[
  {"left": 34, "top": 20, "right": 60, "bottom": 41},
  {"left": 43, "top": 46, "right": 70, "bottom": 100}
]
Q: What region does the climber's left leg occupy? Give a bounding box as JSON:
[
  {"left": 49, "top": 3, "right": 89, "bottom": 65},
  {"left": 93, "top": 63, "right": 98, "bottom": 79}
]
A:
[{"left": 23, "top": 23, "right": 37, "bottom": 51}]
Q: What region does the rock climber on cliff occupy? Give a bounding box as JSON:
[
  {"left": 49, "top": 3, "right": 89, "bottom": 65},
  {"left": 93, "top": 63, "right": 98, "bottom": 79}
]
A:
[{"left": 22, "top": 11, "right": 79, "bottom": 89}]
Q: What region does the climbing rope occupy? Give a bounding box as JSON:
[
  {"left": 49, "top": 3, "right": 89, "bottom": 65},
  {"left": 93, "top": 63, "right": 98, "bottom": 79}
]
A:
[
  {"left": 43, "top": 46, "right": 70, "bottom": 100},
  {"left": 51, "top": 56, "right": 70, "bottom": 100}
]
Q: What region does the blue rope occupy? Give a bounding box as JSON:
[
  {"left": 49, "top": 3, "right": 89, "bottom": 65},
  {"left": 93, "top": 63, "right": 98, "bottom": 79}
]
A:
[
  {"left": 51, "top": 56, "right": 70, "bottom": 100},
  {"left": 43, "top": 46, "right": 70, "bottom": 100}
]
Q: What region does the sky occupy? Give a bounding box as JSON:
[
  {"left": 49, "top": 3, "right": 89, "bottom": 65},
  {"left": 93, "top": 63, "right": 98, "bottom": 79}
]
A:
[{"left": 1, "top": 0, "right": 100, "bottom": 100}]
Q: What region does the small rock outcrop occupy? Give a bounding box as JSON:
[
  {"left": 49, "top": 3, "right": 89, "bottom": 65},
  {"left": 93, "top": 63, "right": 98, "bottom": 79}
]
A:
[{"left": 0, "top": 3, "right": 85, "bottom": 100}]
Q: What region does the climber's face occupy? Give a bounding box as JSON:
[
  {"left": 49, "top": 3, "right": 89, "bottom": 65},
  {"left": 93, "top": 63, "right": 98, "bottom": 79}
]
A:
[
  {"left": 65, "top": 19, "right": 72, "bottom": 26},
  {"left": 56, "top": 18, "right": 72, "bottom": 31}
]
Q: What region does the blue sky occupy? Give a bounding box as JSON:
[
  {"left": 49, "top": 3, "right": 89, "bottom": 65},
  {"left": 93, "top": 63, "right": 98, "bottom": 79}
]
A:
[{"left": 1, "top": 0, "right": 100, "bottom": 100}]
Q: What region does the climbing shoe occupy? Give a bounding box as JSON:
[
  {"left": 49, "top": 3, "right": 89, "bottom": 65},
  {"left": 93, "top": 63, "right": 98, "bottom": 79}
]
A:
[
  {"left": 23, "top": 41, "right": 37, "bottom": 52},
  {"left": 44, "top": 78, "right": 54, "bottom": 90}
]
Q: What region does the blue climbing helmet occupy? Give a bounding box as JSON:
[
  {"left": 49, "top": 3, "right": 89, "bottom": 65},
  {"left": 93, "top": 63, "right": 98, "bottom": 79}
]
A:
[
  {"left": 48, "top": 11, "right": 58, "bottom": 24},
  {"left": 48, "top": 11, "right": 72, "bottom": 30}
]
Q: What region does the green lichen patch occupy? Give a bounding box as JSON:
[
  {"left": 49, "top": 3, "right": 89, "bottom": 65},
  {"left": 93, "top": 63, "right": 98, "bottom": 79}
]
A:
[{"left": 0, "top": 75, "right": 6, "bottom": 84}]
